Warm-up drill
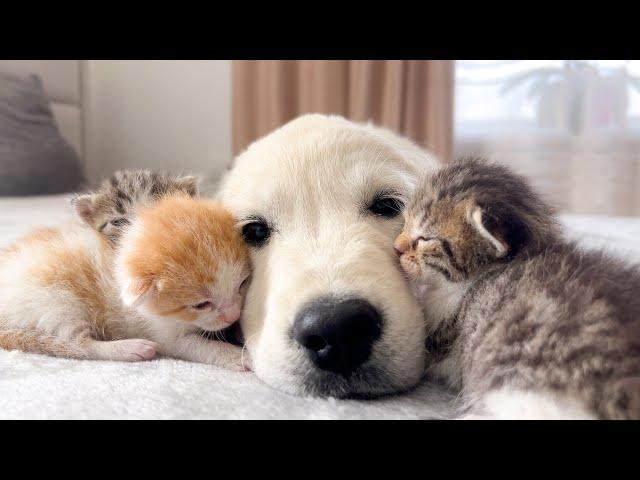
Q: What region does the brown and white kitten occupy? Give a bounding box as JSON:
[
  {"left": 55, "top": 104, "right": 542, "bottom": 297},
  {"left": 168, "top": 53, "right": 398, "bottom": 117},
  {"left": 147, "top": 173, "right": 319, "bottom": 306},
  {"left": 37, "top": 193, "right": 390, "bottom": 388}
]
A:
[
  {"left": 72, "top": 169, "right": 200, "bottom": 243},
  {"left": 0, "top": 194, "right": 250, "bottom": 370},
  {"left": 396, "top": 158, "right": 640, "bottom": 419}
]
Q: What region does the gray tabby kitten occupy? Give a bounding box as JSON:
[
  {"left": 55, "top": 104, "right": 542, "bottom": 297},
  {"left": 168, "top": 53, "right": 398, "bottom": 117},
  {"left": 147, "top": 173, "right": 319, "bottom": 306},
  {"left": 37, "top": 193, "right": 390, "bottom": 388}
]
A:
[
  {"left": 396, "top": 158, "right": 640, "bottom": 420},
  {"left": 71, "top": 169, "right": 199, "bottom": 242}
]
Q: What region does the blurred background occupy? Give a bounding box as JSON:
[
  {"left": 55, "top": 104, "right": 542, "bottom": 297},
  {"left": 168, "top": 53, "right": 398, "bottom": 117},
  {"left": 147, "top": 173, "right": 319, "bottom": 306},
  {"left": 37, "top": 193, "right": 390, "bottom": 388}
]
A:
[{"left": 2, "top": 60, "right": 640, "bottom": 215}]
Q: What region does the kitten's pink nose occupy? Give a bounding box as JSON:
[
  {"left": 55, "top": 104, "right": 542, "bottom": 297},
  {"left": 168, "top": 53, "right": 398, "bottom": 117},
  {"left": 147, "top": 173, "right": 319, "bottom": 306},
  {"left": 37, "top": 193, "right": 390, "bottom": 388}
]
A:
[
  {"left": 394, "top": 233, "right": 412, "bottom": 255},
  {"left": 219, "top": 301, "right": 241, "bottom": 324}
]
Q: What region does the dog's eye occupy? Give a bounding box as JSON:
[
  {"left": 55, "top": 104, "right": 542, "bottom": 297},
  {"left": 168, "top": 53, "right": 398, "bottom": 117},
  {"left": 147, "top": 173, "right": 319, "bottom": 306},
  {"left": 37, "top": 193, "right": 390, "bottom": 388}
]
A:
[
  {"left": 369, "top": 196, "right": 404, "bottom": 218},
  {"left": 242, "top": 221, "right": 271, "bottom": 247},
  {"left": 110, "top": 218, "right": 130, "bottom": 227}
]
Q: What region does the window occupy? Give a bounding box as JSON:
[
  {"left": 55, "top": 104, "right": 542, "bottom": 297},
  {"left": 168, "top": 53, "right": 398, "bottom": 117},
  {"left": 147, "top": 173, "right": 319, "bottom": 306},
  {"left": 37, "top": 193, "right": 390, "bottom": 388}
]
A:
[{"left": 454, "top": 61, "right": 640, "bottom": 216}]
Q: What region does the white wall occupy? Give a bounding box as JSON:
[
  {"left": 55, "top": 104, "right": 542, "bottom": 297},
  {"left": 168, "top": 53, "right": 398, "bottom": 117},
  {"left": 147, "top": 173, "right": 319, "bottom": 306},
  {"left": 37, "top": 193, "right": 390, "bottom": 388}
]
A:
[{"left": 84, "top": 60, "right": 232, "bottom": 190}]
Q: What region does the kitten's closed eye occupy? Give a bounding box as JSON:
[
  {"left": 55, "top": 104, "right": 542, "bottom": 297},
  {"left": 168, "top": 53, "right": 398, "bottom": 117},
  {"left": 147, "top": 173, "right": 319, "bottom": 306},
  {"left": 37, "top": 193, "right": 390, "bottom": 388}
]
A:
[
  {"left": 416, "top": 238, "right": 447, "bottom": 259},
  {"left": 193, "top": 301, "right": 213, "bottom": 311},
  {"left": 412, "top": 236, "right": 464, "bottom": 281},
  {"left": 239, "top": 274, "right": 250, "bottom": 292},
  {"left": 110, "top": 218, "right": 130, "bottom": 227},
  {"left": 417, "top": 237, "right": 440, "bottom": 250}
]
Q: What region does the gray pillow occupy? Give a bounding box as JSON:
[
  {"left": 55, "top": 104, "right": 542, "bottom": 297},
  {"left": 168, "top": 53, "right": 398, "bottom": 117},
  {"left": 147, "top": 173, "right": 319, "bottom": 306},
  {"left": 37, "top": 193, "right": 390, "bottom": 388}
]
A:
[{"left": 0, "top": 72, "right": 85, "bottom": 195}]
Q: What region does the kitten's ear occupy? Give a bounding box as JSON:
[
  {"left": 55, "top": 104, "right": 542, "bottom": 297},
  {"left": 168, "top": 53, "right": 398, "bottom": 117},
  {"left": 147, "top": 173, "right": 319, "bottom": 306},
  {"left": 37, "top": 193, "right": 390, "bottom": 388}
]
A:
[
  {"left": 121, "top": 278, "right": 157, "bottom": 308},
  {"left": 174, "top": 175, "right": 200, "bottom": 197},
  {"left": 72, "top": 194, "right": 97, "bottom": 225},
  {"left": 467, "top": 204, "right": 510, "bottom": 258}
]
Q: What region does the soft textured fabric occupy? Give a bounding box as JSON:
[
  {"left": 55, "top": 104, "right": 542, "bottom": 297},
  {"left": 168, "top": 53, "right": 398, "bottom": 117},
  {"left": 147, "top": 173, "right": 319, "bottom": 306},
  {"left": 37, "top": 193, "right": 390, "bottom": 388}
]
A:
[
  {"left": 1, "top": 194, "right": 639, "bottom": 419},
  {"left": 232, "top": 61, "right": 455, "bottom": 161},
  {"left": 0, "top": 351, "right": 456, "bottom": 420},
  {"left": 0, "top": 72, "right": 85, "bottom": 196}
]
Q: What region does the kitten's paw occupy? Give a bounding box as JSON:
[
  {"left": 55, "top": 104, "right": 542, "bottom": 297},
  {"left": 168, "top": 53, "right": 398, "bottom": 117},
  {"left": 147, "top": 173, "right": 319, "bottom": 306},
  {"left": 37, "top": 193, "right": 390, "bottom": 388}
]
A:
[
  {"left": 232, "top": 352, "right": 253, "bottom": 372},
  {"left": 90, "top": 338, "right": 159, "bottom": 361},
  {"left": 118, "top": 339, "right": 159, "bottom": 361},
  {"left": 241, "top": 353, "right": 253, "bottom": 372},
  {"left": 218, "top": 344, "right": 251, "bottom": 372}
]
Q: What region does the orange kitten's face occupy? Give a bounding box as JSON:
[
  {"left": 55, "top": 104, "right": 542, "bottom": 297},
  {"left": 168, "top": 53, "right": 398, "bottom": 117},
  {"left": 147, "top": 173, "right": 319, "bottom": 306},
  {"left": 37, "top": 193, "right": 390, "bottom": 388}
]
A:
[
  {"left": 117, "top": 195, "right": 250, "bottom": 333},
  {"left": 143, "top": 260, "right": 250, "bottom": 332}
]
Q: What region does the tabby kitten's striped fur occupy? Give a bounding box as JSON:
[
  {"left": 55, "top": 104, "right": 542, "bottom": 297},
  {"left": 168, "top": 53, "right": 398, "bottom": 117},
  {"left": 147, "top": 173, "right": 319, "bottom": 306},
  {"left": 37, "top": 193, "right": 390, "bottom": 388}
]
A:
[
  {"left": 72, "top": 169, "right": 199, "bottom": 242},
  {"left": 396, "top": 158, "right": 640, "bottom": 419}
]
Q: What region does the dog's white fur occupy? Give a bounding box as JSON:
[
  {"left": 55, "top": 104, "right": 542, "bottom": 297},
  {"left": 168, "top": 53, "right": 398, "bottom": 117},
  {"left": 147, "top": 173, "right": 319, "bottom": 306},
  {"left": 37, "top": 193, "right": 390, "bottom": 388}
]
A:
[
  {"left": 219, "top": 114, "right": 589, "bottom": 417},
  {"left": 219, "top": 115, "right": 439, "bottom": 396}
]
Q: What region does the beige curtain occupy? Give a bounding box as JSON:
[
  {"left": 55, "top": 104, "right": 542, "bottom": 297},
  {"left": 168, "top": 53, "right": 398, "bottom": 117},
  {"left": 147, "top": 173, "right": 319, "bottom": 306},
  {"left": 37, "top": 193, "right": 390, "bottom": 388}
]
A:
[{"left": 233, "top": 60, "right": 455, "bottom": 162}]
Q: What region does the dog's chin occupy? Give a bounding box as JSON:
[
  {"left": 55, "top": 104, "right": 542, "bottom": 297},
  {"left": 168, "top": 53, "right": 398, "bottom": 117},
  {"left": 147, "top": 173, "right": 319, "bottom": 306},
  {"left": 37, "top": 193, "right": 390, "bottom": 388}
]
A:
[
  {"left": 253, "top": 344, "right": 424, "bottom": 399},
  {"left": 298, "top": 364, "right": 421, "bottom": 399}
]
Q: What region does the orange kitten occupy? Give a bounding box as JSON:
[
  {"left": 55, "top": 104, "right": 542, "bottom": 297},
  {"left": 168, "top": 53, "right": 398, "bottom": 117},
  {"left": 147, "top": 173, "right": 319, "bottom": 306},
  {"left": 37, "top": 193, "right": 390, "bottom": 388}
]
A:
[
  {"left": 116, "top": 195, "right": 251, "bottom": 366},
  {"left": 0, "top": 195, "right": 250, "bottom": 370}
]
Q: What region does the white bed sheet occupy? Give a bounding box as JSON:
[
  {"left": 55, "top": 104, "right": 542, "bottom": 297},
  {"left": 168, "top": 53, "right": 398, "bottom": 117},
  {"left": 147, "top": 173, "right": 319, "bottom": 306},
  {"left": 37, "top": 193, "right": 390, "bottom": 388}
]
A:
[
  {"left": 1, "top": 195, "right": 639, "bottom": 419},
  {"left": 0, "top": 194, "right": 76, "bottom": 248}
]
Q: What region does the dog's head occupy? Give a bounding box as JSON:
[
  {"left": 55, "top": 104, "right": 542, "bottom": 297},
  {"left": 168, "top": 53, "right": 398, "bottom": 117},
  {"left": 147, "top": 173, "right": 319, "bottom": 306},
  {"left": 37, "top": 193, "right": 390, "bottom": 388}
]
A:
[{"left": 220, "top": 115, "right": 438, "bottom": 397}]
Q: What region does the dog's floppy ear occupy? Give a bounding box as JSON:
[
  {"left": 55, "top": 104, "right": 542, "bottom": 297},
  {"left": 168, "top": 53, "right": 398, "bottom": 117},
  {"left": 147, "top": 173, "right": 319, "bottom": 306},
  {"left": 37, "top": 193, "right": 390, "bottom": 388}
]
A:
[
  {"left": 72, "top": 194, "right": 98, "bottom": 225},
  {"left": 121, "top": 277, "right": 160, "bottom": 308},
  {"left": 467, "top": 202, "right": 527, "bottom": 258}
]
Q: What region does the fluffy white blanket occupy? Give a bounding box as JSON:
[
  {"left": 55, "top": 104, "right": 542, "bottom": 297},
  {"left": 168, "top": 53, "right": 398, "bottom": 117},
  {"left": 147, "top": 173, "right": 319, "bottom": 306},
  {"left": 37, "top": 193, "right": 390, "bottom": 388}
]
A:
[{"left": 1, "top": 195, "right": 638, "bottom": 419}]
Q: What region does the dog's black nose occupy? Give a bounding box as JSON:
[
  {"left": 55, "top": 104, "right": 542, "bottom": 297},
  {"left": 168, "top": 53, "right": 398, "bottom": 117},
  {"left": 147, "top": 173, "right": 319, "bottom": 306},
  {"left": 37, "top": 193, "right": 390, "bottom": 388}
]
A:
[{"left": 293, "top": 298, "right": 382, "bottom": 377}]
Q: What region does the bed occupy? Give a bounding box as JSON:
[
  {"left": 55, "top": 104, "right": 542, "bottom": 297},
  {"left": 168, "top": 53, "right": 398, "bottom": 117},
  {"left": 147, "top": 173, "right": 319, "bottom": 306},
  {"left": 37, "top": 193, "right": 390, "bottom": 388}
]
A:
[
  {"left": 1, "top": 193, "right": 639, "bottom": 419},
  {"left": 2, "top": 61, "right": 640, "bottom": 419}
]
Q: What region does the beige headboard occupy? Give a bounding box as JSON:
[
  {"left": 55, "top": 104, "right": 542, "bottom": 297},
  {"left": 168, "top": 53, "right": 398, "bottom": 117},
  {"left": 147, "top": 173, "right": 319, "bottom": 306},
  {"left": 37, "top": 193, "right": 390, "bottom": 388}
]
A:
[{"left": 0, "top": 60, "right": 85, "bottom": 161}]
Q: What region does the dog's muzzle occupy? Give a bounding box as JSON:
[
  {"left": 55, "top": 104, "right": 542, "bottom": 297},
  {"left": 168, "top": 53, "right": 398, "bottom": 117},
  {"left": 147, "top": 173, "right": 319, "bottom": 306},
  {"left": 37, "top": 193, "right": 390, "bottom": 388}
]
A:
[{"left": 292, "top": 297, "right": 382, "bottom": 378}]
